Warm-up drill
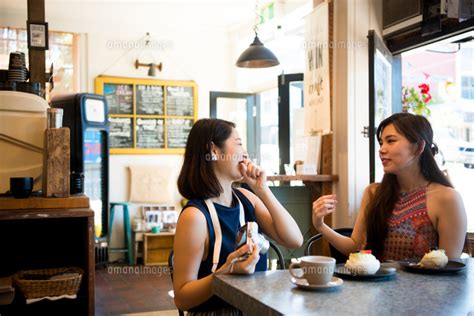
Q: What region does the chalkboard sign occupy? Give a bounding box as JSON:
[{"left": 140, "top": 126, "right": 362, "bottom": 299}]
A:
[
  {"left": 167, "top": 118, "right": 193, "bottom": 148},
  {"left": 104, "top": 84, "right": 133, "bottom": 114},
  {"left": 108, "top": 117, "right": 133, "bottom": 148},
  {"left": 136, "top": 118, "right": 165, "bottom": 148},
  {"left": 96, "top": 76, "right": 197, "bottom": 154},
  {"left": 136, "top": 85, "right": 164, "bottom": 115},
  {"left": 166, "top": 86, "right": 194, "bottom": 116}
]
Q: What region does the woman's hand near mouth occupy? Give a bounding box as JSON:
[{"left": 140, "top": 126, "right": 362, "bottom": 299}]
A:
[{"left": 238, "top": 159, "right": 267, "bottom": 193}]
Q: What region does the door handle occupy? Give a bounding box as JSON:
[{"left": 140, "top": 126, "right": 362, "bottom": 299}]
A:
[{"left": 361, "top": 126, "right": 369, "bottom": 138}]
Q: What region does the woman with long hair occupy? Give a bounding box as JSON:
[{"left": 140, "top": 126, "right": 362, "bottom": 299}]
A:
[
  {"left": 312, "top": 113, "right": 466, "bottom": 260},
  {"left": 173, "top": 118, "right": 303, "bottom": 314}
]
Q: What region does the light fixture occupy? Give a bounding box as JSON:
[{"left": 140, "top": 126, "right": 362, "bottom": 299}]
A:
[
  {"left": 135, "top": 60, "right": 162, "bottom": 77},
  {"left": 134, "top": 32, "right": 163, "bottom": 77},
  {"left": 236, "top": 1, "right": 279, "bottom": 68}
]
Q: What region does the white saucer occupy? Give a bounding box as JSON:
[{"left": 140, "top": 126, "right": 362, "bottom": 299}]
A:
[{"left": 291, "top": 276, "right": 343, "bottom": 290}]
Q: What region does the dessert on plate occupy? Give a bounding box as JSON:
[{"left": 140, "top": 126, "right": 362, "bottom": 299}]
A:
[
  {"left": 418, "top": 249, "right": 448, "bottom": 268},
  {"left": 345, "top": 250, "right": 380, "bottom": 275}
]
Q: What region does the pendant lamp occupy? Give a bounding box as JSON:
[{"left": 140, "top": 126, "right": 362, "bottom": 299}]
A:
[{"left": 236, "top": 2, "right": 279, "bottom": 68}]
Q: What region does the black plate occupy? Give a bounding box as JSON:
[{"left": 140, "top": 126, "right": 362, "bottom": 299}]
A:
[
  {"left": 399, "top": 260, "right": 466, "bottom": 274},
  {"left": 334, "top": 263, "right": 397, "bottom": 281}
]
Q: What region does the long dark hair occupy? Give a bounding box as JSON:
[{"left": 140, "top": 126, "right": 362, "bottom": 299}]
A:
[
  {"left": 177, "top": 118, "right": 235, "bottom": 200},
  {"left": 365, "top": 113, "right": 452, "bottom": 258}
]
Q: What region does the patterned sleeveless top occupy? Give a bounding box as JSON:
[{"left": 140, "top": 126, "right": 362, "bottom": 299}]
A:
[{"left": 383, "top": 186, "right": 438, "bottom": 261}]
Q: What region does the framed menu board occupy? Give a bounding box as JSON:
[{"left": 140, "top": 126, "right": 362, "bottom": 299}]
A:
[
  {"left": 167, "top": 118, "right": 193, "bottom": 148},
  {"left": 95, "top": 76, "right": 197, "bottom": 154}
]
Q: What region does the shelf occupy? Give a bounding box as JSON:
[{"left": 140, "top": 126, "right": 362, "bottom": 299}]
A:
[
  {"left": 266, "top": 175, "right": 338, "bottom": 182},
  {"left": 0, "top": 197, "right": 94, "bottom": 315},
  {"left": 0, "top": 195, "right": 89, "bottom": 210},
  {"left": 143, "top": 233, "right": 174, "bottom": 266}
]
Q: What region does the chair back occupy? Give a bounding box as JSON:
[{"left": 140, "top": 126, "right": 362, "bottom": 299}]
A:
[
  {"left": 168, "top": 249, "right": 174, "bottom": 278},
  {"left": 269, "top": 240, "right": 286, "bottom": 269},
  {"left": 329, "top": 228, "right": 353, "bottom": 264},
  {"left": 304, "top": 228, "right": 353, "bottom": 264},
  {"left": 167, "top": 249, "right": 184, "bottom": 316}
]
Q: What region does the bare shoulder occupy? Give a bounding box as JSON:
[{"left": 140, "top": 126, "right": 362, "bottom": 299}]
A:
[
  {"left": 364, "top": 182, "right": 379, "bottom": 198},
  {"left": 235, "top": 187, "right": 258, "bottom": 205},
  {"left": 427, "top": 183, "right": 464, "bottom": 215},
  {"left": 177, "top": 206, "right": 207, "bottom": 227},
  {"left": 427, "top": 183, "right": 461, "bottom": 204},
  {"left": 175, "top": 206, "right": 208, "bottom": 248},
  {"left": 367, "top": 182, "right": 379, "bottom": 194},
  {"left": 358, "top": 183, "right": 379, "bottom": 216}
]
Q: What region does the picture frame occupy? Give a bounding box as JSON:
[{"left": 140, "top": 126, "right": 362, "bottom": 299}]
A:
[{"left": 27, "top": 21, "right": 49, "bottom": 50}]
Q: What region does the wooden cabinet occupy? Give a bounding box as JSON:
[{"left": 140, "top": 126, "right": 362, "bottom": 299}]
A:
[
  {"left": 143, "top": 233, "right": 174, "bottom": 266},
  {"left": 0, "top": 196, "right": 94, "bottom": 316}
]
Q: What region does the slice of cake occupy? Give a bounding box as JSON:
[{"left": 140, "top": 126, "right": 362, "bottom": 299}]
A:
[
  {"left": 345, "top": 250, "right": 380, "bottom": 275},
  {"left": 418, "top": 249, "right": 448, "bottom": 268}
]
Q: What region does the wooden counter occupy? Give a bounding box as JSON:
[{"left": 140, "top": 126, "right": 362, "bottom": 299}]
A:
[
  {"left": 0, "top": 195, "right": 89, "bottom": 210},
  {"left": 266, "top": 174, "right": 338, "bottom": 182},
  {"left": 0, "top": 196, "right": 94, "bottom": 316}
]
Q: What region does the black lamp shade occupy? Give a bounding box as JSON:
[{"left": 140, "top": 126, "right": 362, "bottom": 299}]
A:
[{"left": 236, "top": 35, "right": 280, "bottom": 68}]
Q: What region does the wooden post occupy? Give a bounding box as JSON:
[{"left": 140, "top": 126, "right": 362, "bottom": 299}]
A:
[
  {"left": 27, "top": 0, "right": 46, "bottom": 92},
  {"left": 42, "top": 127, "right": 70, "bottom": 198},
  {"left": 308, "top": 0, "right": 334, "bottom": 257}
]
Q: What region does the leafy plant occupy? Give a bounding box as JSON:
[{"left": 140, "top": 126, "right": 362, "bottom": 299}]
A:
[{"left": 402, "top": 83, "right": 432, "bottom": 116}]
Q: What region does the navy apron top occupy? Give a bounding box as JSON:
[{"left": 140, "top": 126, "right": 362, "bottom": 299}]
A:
[{"left": 182, "top": 188, "right": 268, "bottom": 313}]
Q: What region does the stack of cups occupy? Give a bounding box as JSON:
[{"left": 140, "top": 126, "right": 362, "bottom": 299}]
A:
[
  {"left": 8, "top": 52, "right": 28, "bottom": 82},
  {"left": 47, "top": 108, "right": 63, "bottom": 128}
]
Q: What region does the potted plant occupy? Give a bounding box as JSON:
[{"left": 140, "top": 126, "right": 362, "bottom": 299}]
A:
[{"left": 402, "top": 83, "right": 432, "bottom": 116}]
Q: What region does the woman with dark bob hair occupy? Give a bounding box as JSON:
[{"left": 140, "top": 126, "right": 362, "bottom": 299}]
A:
[
  {"left": 173, "top": 118, "right": 303, "bottom": 314},
  {"left": 312, "top": 112, "right": 466, "bottom": 260}
]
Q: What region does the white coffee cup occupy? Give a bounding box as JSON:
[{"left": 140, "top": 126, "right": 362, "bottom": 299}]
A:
[{"left": 289, "top": 256, "right": 335, "bottom": 285}]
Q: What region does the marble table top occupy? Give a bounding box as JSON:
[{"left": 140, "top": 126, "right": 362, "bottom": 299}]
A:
[{"left": 212, "top": 259, "right": 474, "bottom": 315}]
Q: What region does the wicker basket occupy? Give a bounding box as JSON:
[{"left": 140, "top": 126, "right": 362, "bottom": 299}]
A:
[{"left": 13, "top": 267, "right": 83, "bottom": 299}]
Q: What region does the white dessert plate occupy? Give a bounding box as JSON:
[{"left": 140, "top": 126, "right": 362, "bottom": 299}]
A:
[
  {"left": 334, "top": 263, "right": 397, "bottom": 281},
  {"left": 398, "top": 260, "right": 466, "bottom": 274},
  {"left": 290, "top": 276, "right": 343, "bottom": 291}
]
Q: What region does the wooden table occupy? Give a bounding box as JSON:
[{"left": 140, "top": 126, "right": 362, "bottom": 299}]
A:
[
  {"left": 213, "top": 259, "right": 474, "bottom": 315},
  {"left": 0, "top": 195, "right": 94, "bottom": 316}
]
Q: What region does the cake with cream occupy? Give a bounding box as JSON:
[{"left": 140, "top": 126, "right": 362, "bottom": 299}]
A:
[
  {"left": 418, "top": 249, "right": 448, "bottom": 268},
  {"left": 345, "top": 250, "right": 380, "bottom": 275}
]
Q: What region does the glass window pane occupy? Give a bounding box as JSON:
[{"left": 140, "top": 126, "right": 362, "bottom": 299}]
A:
[
  {"left": 289, "top": 81, "right": 304, "bottom": 165},
  {"left": 0, "top": 27, "right": 77, "bottom": 100},
  {"left": 18, "top": 30, "right": 27, "bottom": 42},
  {"left": 401, "top": 34, "right": 474, "bottom": 232},
  {"left": 216, "top": 97, "right": 248, "bottom": 151},
  {"left": 259, "top": 88, "right": 279, "bottom": 174}
]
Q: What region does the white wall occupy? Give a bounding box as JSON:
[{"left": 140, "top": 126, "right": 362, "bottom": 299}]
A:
[
  {"left": 1, "top": 0, "right": 385, "bottom": 255},
  {"left": 227, "top": 2, "right": 310, "bottom": 93},
  {"left": 1, "top": 2, "right": 234, "bottom": 258}
]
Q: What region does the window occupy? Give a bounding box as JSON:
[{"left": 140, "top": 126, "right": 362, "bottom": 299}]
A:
[
  {"left": 461, "top": 76, "right": 474, "bottom": 99},
  {"left": 0, "top": 26, "right": 78, "bottom": 97},
  {"left": 259, "top": 87, "right": 279, "bottom": 174},
  {"left": 401, "top": 32, "right": 474, "bottom": 232}
]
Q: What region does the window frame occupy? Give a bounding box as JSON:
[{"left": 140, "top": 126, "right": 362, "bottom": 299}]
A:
[{"left": 0, "top": 26, "right": 79, "bottom": 94}]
